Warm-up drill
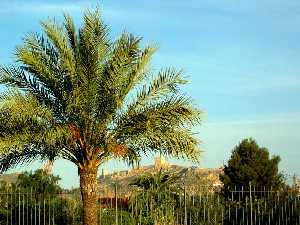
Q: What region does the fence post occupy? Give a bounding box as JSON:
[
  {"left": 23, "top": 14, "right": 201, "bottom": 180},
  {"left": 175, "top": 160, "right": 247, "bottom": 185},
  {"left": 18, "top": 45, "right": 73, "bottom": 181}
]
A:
[
  {"left": 114, "top": 184, "right": 118, "bottom": 225},
  {"left": 6, "top": 190, "right": 9, "bottom": 225},
  {"left": 241, "top": 186, "right": 244, "bottom": 224},
  {"left": 18, "top": 188, "right": 21, "bottom": 225},
  {"left": 22, "top": 192, "right": 25, "bottom": 225},
  {"left": 250, "top": 182, "right": 253, "bottom": 225},
  {"left": 30, "top": 187, "right": 33, "bottom": 224},
  {"left": 184, "top": 186, "right": 187, "bottom": 225},
  {"left": 99, "top": 189, "right": 101, "bottom": 225}
]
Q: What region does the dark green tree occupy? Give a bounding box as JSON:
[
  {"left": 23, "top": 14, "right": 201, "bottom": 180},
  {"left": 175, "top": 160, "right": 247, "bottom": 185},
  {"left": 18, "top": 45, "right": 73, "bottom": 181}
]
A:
[
  {"left": 16, "top": 169, "right": 61, "bottom": 194},
  {"left": 220, "top": 138, "right": 286, "bottom": 225},
  {"left": 220, "top": 138, "right": 284, "bottom": 191},
  {"left": 0, "top": 170, "right": 68, "bottom": 225}
]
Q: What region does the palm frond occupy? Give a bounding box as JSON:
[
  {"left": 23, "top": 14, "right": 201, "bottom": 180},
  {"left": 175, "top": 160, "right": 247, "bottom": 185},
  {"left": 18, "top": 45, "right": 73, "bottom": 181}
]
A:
[
  {"left": 0, "top": 91, "right": 54, "bottom": 129},
  {"left": 114, "top": 95, "right": 201, "bottom": 137},
  {"left": 16, "top": 33, "right": 63, "bottom": 91},
  {"left": 124, "top": 127, "right": 200, "bottom": 162},
  {"left": 94, "top": 33, "right": 142, "bottom": 123},
  {"left": 94, "top": 37, "right": 156, "bottom": 127},
  {"left": 0, "top": 145, "right": 55, "bottom": 173},
  {"left": 116, "top": 43, "right": 157, "bottom": 105},
  {"left": 112, "top": 95, "right": 201, "bottom": 162},
  {"left": 144, "top": 128, "right": 200, "bottom": 161},
  {"left": 0, "top": 66, "right": 55, "bottom": 107},
  {"left": 127, "top": 68, "right": 187, "bottom": 112},
  {"left": 63, "top": 13, "right": 78, "bottom": 54},
  {"left": 0, "top": 92, "right": 82, "bottom": 172},
  {"left": 77, "top": 8, "right": 109, "bottom": 82},
  {"left": 41, "top": 20, "right": 75, "bottom": 74}
]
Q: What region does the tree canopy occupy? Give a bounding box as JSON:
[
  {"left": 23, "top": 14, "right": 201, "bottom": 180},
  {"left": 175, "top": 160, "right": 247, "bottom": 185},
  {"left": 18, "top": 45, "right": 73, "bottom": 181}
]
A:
[
  {"left": 0, "top": 10, "right": 201, "bottom": 173},
  {"left": 220, "top": 138, "right": 284, "bottom": 190},
  {"left": 16, "top": 169, "right": 62, "bottom": 194}
]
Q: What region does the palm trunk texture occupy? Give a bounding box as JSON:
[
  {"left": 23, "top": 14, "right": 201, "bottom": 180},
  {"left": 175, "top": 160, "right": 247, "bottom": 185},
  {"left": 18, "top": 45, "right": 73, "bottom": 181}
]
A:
[{"left": 80, "top": 166, "right": 98, "bottom": 225}]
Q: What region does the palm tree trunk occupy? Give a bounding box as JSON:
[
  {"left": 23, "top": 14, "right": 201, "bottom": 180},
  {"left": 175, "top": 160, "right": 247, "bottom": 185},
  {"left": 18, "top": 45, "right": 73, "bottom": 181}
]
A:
[{"left": 79, "top": 166, "right": 98, "bottom": 225}]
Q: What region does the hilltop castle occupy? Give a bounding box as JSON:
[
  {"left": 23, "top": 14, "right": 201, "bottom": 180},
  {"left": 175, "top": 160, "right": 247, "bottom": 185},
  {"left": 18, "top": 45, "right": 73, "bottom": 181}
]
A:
[{"left": 154, "top": 155, "right": 169, "bottom": 169}]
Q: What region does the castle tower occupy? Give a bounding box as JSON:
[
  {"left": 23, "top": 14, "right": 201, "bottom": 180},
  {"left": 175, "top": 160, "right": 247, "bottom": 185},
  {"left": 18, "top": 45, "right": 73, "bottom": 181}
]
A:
[{"left": 154, "top": 155, "right": 169, "bottom": 169}]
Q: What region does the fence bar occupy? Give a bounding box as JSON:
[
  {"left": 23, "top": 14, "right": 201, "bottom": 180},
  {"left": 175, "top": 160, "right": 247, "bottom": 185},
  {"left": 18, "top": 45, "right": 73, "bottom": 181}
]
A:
[
  {"left": 115, "top": 184, "right": 118, "bottom": 225},
  {"left": 184, "top": 186, "right": 187, "bottom": 225},
  {"left": 0, "top": 186, "right": 300, "bottom": 225}
]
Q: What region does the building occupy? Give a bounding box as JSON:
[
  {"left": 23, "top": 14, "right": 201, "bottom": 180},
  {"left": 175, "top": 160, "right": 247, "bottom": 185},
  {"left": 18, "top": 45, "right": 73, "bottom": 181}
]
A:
[{"left": 154, "top": 155, "right": 169, "bottom": 169}]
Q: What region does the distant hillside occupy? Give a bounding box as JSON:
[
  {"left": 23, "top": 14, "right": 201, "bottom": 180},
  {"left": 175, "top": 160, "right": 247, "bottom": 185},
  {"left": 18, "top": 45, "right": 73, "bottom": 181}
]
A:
[
  {"left": 98, "top": 158, "right": 222, "bottom": 196},
  {"left": 0, "top": 172, "right": 20, "bottom": 184},
  {"left": 0, "top": 158, "right": 223, "bottom": 195}
]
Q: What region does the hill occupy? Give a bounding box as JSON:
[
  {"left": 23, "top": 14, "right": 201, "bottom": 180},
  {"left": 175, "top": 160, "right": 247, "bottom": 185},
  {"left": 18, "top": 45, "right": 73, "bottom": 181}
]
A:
[
  {"left": 0, "top": 158, "right": 223, "bottom": 195},
  {"left": 0, "top": 172, "right": 20, "bottom": 184},
  {"left": 98, "top": 157, "right": 222, "bottom": 196}
]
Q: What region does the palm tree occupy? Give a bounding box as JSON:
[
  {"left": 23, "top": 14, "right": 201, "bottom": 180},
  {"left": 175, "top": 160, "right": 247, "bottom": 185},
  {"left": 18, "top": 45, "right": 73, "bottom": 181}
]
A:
[
  {"left": 0, "top": 9, "right": 201, "bottom": 225},
  {"left": 130, "top": 170, "right": 179, "bottom": 225},
  {"left": 131, "top": 169, "right": 180, "bottom": 191}
]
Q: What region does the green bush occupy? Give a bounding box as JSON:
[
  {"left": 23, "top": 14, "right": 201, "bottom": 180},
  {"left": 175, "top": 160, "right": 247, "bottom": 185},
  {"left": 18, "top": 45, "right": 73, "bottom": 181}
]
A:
[{"left": 99, "top": 208, "right": 135, "bottom": 225}]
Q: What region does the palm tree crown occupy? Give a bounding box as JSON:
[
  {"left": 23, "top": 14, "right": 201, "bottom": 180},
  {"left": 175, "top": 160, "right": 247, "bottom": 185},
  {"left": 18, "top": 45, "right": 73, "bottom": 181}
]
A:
[{"left": 0, "top": 9, "right": 201, "bottom": 173}]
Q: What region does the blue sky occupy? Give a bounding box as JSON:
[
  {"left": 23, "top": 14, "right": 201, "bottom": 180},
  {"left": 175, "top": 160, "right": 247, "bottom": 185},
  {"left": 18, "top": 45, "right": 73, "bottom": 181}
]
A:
[{"left": 0, "top": 0, "right": 300, "bottom": 188}]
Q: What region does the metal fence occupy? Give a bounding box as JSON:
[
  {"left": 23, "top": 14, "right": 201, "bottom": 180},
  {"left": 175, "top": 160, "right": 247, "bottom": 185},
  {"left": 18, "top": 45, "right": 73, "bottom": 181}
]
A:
[
  {"left": 0, "top": 192, "right": 81, "bottom": 225},
  {"left": 0, "top": 186, "right": 300, "bottom": 225}
]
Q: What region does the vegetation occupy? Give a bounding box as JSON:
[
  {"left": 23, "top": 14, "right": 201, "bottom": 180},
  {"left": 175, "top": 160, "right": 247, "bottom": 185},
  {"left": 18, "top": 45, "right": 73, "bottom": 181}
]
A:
[
  {"left": 16, "top": 169, "right": 62, "bottom": 194},
  {"left": 0, "top": 8, "right": 201, "bottom": 225},
  {"left": 0, "top": 170, "right": 81, "bottom": 225},
  {"left": 129, "top": 170, "right": 228, "bottom": 225},
  {"left": 130, "top": 170, "right": 179, "bottom": 225},
  {"left": 0, "top": 168, "right": 299, "bottom": 225},
  {"left": 219, "top": 138, "right": 290, "bottom": 225},
  {"left": 100, "top": 209, "right": 135, "bottom": 225},
  {"left": 220, "top": 138, "right": 284, "bottom": 194}
]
